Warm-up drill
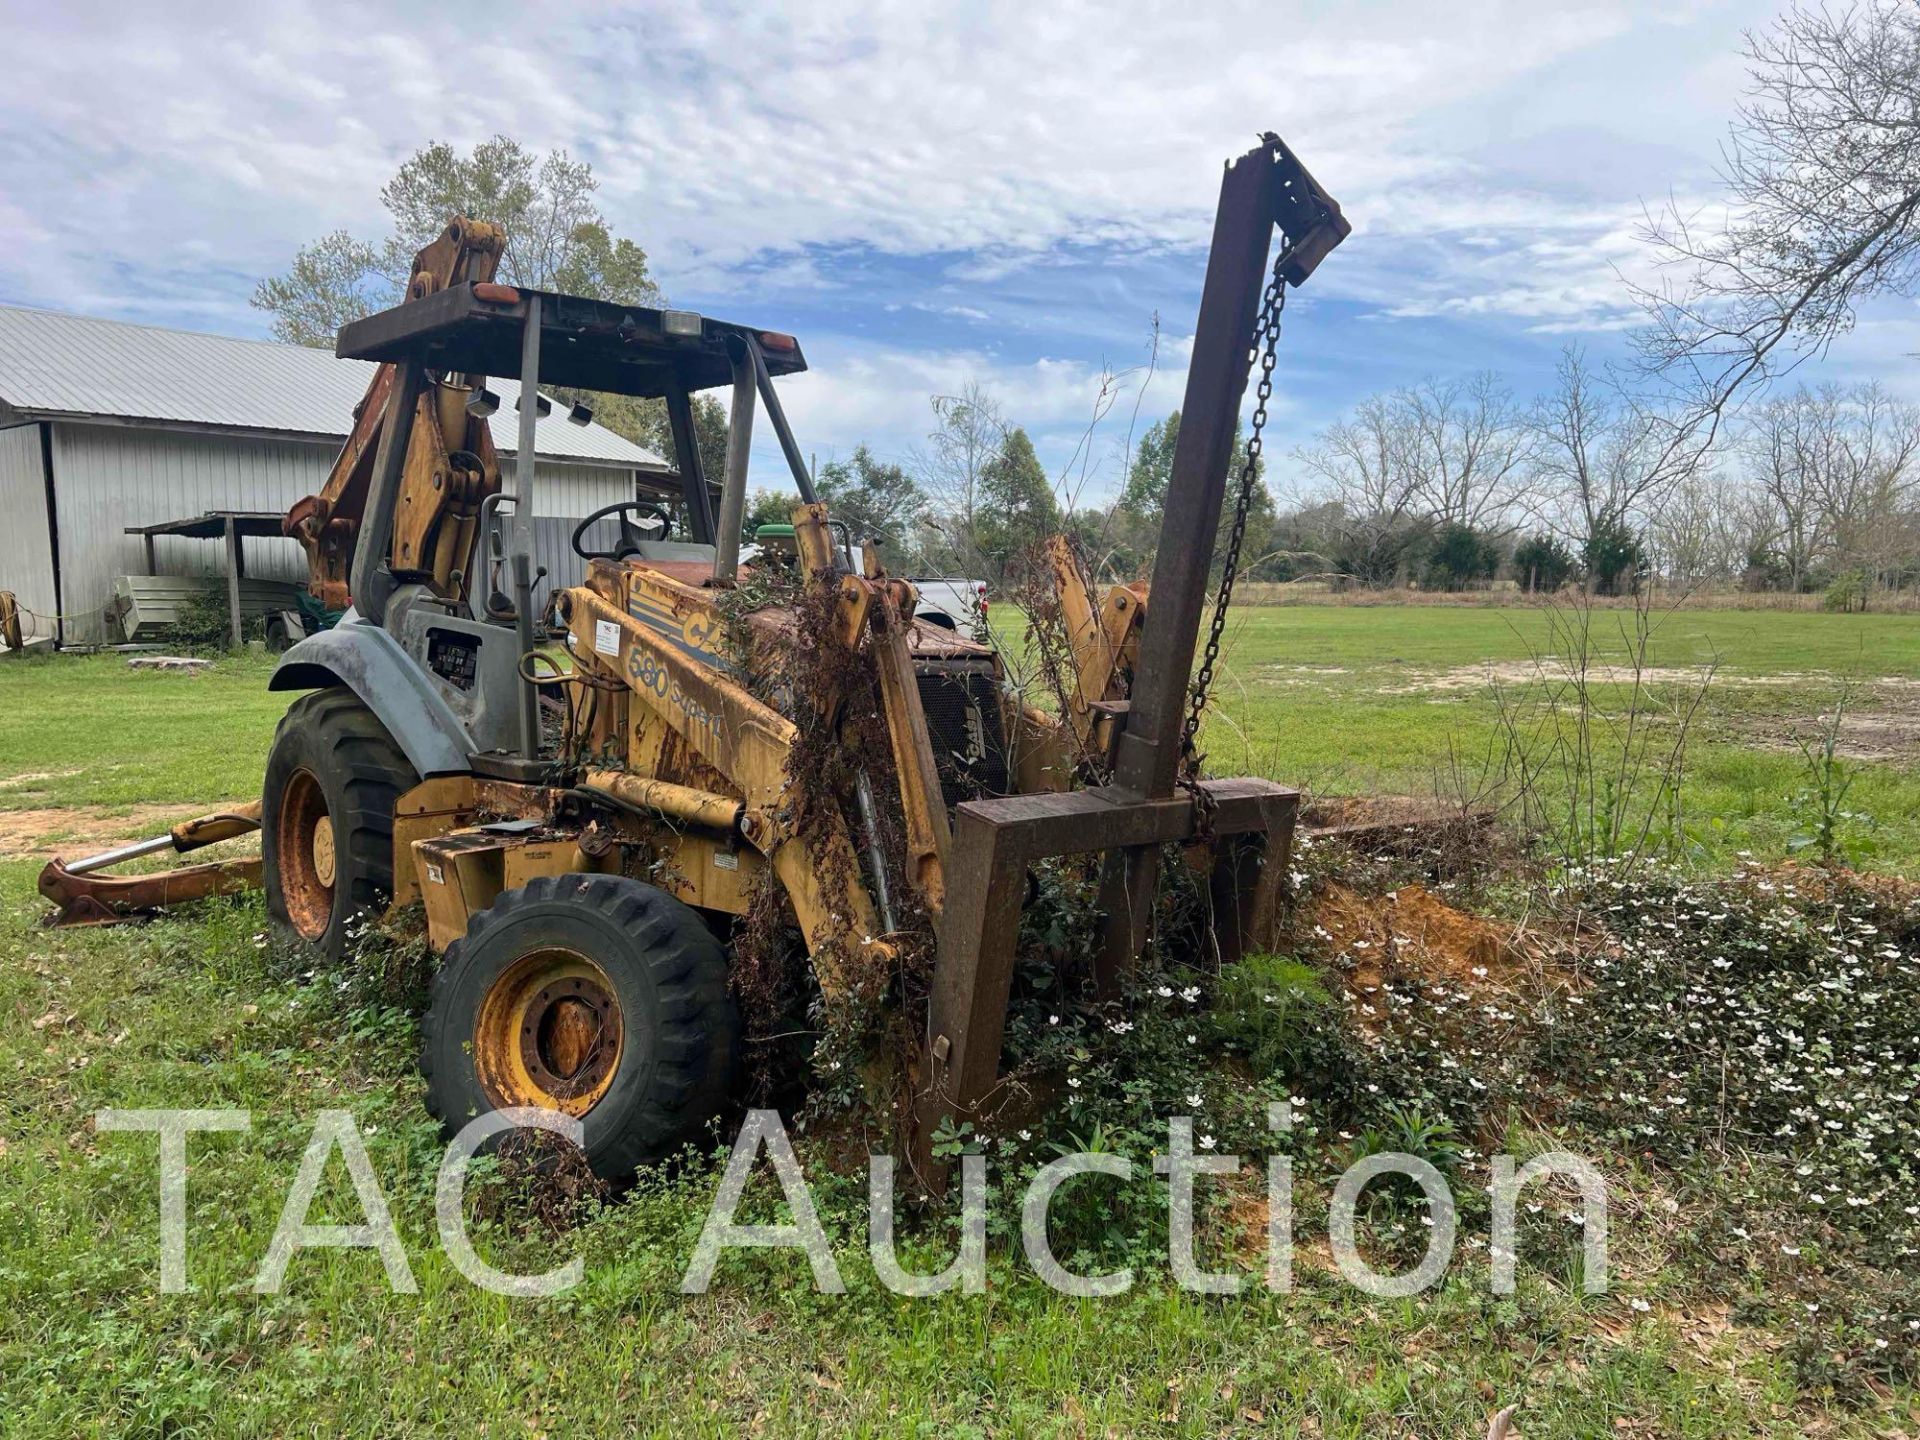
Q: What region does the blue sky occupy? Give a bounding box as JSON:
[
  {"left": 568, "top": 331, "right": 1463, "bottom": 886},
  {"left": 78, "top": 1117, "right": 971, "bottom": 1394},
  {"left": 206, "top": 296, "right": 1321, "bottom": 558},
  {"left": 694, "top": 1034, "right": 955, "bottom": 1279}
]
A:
[{"left": 2, "top": 0, "right": 1910, "bottom": 503}]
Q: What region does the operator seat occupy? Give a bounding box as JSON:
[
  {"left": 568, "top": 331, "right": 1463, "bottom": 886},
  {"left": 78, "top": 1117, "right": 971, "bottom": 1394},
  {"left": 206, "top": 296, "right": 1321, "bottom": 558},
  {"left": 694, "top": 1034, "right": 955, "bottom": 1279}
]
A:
[{"left": 625, "top": 540, "right": 718, "bottom": 564}]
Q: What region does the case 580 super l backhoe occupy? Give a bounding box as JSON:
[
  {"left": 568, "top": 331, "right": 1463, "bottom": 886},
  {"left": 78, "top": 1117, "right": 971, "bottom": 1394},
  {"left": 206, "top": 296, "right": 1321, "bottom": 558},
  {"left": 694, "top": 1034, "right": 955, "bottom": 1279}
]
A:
[{"left": 42, "top": 135, "right": 1347, "bottom": 1180}]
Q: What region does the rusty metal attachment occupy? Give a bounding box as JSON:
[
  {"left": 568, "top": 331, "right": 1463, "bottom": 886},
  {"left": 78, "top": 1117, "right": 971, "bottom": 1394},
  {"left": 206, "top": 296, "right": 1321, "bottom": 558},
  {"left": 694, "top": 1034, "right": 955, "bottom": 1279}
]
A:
[
  {"left": 911, "top": 134, "right": 1345, "bottom": 1181},
  {"left": 915, "top": 778, "right": 1297, "bottom": 1173},
  {"left": 38, "top": 801, "right": 263, "bottom": 927}
]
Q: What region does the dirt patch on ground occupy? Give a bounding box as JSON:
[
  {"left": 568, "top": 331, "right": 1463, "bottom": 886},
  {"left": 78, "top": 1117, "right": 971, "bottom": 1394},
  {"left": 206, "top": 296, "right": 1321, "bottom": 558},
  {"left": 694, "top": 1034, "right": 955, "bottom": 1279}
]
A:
[
  {"left": 1745, "top": 709, "right": 1920, "bottom": 764},
  {"left": 1379, "top": 662, "right": 1758, "bottom": 695},
  {"left": 1258, "top": 663, "right": 1353, "bottom": 681},
  {"left": 0, "top": 770, "right": 81, "bottom": 790},
  {"left": 1379, "top": 663, "right": 1920, "bottom": 700},
  {"left": 1313, "top": 882, "right": 1533, "bottom": 995},
  {"left": 0, "top": 805, "right": 207, "bottom": 861}
]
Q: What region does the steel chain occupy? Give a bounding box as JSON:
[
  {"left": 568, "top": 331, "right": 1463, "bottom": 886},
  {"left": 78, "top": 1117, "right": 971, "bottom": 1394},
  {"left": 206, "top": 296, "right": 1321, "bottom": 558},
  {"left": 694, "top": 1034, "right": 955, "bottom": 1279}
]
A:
[{"left": 1179, "top": 246, "right": 1289, "bottom": 776}]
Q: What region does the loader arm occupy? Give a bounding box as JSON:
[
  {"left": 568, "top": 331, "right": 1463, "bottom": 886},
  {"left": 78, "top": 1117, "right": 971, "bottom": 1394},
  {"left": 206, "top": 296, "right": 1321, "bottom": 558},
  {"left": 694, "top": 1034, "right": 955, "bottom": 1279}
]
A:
[
  {"left": 562, "top": 583, "right": 895, "bottom": 999},
  {"left": 283, "top": 217, "right": 508, "bottom": 609},
  {"left": 1041, "top": 534, "right": 1146, "bottom": 760}
]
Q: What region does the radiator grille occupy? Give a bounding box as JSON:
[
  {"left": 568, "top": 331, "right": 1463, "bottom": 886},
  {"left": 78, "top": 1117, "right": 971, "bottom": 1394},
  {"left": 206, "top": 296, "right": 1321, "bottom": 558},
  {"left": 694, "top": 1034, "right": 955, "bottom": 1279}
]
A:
[{"left": 915, "top": 663, "right": 1011, "bottom": 807}]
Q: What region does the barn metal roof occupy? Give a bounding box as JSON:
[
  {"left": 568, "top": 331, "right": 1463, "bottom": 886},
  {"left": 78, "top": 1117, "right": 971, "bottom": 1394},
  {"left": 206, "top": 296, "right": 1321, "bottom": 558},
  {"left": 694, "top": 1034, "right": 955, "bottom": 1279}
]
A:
[{"left": 0, "top": 304, "right": 665, "bottom": 467}]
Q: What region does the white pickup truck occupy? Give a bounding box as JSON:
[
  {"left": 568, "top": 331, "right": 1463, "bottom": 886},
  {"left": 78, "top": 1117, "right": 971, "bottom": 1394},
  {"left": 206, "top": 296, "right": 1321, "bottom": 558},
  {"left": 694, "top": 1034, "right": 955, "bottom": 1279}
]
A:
[{"left": 909, "top": 577, "right": 990, "bottom": 633}]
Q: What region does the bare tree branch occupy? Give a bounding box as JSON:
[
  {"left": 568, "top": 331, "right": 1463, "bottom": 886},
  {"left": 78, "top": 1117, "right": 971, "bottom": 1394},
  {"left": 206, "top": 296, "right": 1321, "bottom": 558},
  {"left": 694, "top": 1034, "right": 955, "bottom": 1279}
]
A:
[{"left": 1636, "top": 2, "right": 1920, "bottom": 434}]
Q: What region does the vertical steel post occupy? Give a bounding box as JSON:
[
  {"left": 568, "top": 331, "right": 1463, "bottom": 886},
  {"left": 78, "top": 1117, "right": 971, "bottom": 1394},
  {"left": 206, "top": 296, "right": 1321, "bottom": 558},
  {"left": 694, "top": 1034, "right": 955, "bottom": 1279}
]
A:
[
  {"left": 665, "top": 382, "right": 716, "bottom": 543},
  {"left": 749, "top": 339, "right": 820, "bottom": 504},
  {"left": 914, "top": 805, "right": 1027, "bottom": 1178},
  {"left": 512, "top": 295, "right": 543, "bottom": 761},
  {"left": 711, "top": 339, "right": 757, "bottom": 584},
  {"left": 1111, "top": 143, "right": 1277, "bottom": 801},
  {"left": 1095, "top": 140, "right": 1279, "bottom": 986}
]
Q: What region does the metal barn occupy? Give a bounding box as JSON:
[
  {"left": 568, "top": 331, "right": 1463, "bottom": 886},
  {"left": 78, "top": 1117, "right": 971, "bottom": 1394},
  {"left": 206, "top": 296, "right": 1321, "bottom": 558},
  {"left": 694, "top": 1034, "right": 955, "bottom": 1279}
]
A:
[{"left": 0, "top": 305, "right": 667, "bottom": 646}]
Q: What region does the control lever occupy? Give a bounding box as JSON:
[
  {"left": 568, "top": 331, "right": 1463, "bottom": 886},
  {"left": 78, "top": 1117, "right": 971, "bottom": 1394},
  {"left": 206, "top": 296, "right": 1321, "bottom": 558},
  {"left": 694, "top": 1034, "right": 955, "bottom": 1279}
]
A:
[{"left": 478, "top": 492, "right": 518, "bottom": 622}]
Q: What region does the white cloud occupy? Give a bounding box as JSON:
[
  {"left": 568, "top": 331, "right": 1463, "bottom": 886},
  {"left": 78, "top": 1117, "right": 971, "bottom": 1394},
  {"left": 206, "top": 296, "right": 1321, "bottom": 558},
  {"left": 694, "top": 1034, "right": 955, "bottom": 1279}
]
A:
[
  {"left": 0, "top": 2, "right": 1778, "bottom": 309},
  {"left": 9, "top": 0, "right": 1874, "bottom": 472}
]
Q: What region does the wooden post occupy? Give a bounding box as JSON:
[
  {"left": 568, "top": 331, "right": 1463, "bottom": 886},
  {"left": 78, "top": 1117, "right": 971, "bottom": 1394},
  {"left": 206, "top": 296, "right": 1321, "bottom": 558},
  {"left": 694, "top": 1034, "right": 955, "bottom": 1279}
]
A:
[{"left": 223, "top": 516, "right": 244, "bottom": 648}]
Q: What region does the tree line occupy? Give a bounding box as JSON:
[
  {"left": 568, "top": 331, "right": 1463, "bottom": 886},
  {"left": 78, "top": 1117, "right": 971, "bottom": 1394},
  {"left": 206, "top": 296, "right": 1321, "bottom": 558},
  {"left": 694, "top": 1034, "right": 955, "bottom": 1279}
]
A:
[
  {"left": 751, "top": 0, "right": 1920, "bottom": 605},
  {"left": 739, "top": 380, "right": 1275, "bottom": 588},
  {"left": 1278, "top": 351, "right": 1920, "bottom": 604}
]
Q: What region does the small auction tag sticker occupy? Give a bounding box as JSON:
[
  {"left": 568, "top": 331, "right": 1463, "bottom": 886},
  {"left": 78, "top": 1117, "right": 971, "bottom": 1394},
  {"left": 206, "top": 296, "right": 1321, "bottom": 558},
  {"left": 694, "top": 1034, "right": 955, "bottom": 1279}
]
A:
[{"left": 594, "top": 619, "right": 621, "bottom": 656}]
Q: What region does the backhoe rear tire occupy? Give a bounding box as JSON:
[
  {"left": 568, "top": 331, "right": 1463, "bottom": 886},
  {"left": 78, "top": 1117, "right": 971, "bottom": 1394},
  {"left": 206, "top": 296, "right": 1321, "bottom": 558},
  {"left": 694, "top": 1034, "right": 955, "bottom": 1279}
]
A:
[
  {"left": 263, "top": 688, "right": 417, "bottom": 961},
  {"left": 420, "top": 874, "right": 739, "bottom": 1180}
]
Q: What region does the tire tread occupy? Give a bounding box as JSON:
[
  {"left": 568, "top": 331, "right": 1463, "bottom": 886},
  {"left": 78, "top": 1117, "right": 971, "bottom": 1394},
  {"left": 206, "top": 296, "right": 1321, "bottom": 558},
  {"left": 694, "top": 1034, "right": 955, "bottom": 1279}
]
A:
[{"left": 420, "top": 873, "right": 738, "bottom": 1177}]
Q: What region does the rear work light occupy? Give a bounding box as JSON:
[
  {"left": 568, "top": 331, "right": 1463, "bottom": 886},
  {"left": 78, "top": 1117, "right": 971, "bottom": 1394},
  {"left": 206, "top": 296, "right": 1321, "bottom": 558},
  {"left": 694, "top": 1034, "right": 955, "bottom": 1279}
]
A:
[{"left": 661, "top": 310, "right": 703, "bottom": 337}]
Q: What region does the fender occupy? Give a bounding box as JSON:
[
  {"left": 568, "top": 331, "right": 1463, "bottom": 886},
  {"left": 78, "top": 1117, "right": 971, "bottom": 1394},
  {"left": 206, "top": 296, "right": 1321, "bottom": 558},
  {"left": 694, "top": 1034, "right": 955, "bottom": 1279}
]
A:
[{"left": 269, "top": 618, "right": 474, "bottom": 777}]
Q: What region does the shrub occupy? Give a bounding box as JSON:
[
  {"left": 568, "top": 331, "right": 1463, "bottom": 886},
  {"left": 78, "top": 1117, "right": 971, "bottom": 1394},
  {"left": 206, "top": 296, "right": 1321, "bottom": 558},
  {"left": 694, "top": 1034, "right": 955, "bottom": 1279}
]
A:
[
  {"left": 1208, "top": 954, "right": 1336, "bottom": 1077},
  {"left": 1423, "top": 523, "right": 1502, "bottom": 591},
  {"left": 167, "top": 585, "right": 264, "bottom": 650},
  {"left": 1789, "top": 687, "right": 1874, "bottom": 866},
  {"left": 1823, "top": 569, "right": 1870, "bottom": 612},
  {"left": 1582, "top": 520, "right": 1645, "bottom": 596},
  {"left": 1336, "top": 1102, "right": 1464, "bottom": 1215},
  {"left": 1512, "top": 532, "right": 1578, "bottom": 593},
  {"left": 1484, "top": 593, "right": 1713, "bottom": 874},
  {"left": 1742, "top": 543, "right": 1793, "bottom": 592}
]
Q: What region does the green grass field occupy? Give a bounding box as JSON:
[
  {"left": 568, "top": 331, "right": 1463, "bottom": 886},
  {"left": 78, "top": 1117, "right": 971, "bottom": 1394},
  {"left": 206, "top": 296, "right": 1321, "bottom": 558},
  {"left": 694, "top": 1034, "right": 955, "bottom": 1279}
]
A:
[
  {"left": 2, "top": 605, "right": 1917, "bottom": 1435},
  {"left": 6, "top": 601, "right": 1916, "bottom": 866},
  {"left": 1011, "top": 599, "right": 1920, "bottom": 872}
]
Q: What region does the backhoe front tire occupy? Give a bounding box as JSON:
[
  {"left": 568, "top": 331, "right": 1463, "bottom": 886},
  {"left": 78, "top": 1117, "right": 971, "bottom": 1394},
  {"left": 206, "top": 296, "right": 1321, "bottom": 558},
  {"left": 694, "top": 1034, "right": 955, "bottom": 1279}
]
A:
[
  {"left": 263, "top": 688, "right": 416, "bottom": 961},
  {"left": 420, "top": 874, "right": 739, "bottom": 1180}
]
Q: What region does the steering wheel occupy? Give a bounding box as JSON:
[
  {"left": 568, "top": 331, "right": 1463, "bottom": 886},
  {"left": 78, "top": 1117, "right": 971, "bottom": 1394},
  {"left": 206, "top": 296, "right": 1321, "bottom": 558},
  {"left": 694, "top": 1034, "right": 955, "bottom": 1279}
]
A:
[{"left": 571, "top": 500, "right": 674, "bottom": 560}]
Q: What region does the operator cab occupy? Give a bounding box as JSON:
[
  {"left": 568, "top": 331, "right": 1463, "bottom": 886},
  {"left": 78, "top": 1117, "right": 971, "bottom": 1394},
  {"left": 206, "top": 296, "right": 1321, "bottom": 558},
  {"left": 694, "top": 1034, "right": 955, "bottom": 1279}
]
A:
[
  {"left": 337, "top": 284, "right": 811, "bottom": 563},
  {"left": 331, "top": 282, "right": 829, "bottom": 764}
]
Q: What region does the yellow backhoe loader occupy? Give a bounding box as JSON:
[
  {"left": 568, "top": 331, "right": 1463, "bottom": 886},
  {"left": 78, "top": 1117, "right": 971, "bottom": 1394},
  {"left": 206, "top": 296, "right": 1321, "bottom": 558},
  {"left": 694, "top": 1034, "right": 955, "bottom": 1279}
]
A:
[{"left": 42, "top": 134, "right": 1348, "bottom": 1178}]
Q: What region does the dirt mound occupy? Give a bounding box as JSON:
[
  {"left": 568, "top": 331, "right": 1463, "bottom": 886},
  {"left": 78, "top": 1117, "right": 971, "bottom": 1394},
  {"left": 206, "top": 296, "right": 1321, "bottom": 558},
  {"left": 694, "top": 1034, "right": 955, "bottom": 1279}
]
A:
[
  {"left": 1298, "top": 795, "right": 1500, "bottom": 874},
  {"left": 1753, "top": 858, "right": 1920, "bottom": 910},
  {"left": 1300, "top": 794, "right": 1462, "bottom": 831},
  {"left": 1311, "top": 882, "right": 1535, "bottom": 995}
]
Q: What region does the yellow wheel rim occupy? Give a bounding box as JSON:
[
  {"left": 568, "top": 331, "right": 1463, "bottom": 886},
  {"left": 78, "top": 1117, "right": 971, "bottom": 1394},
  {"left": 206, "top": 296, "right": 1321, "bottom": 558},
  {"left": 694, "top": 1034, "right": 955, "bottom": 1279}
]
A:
[
  {"left": 472, "top": 948, "right": 625, "bottom": 1117},
  {"left": 277, "top": 767, "right": 333, "bottom": 939},
  {"left": 311, "top": 817, "right": 336, "bottom": 888}
]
